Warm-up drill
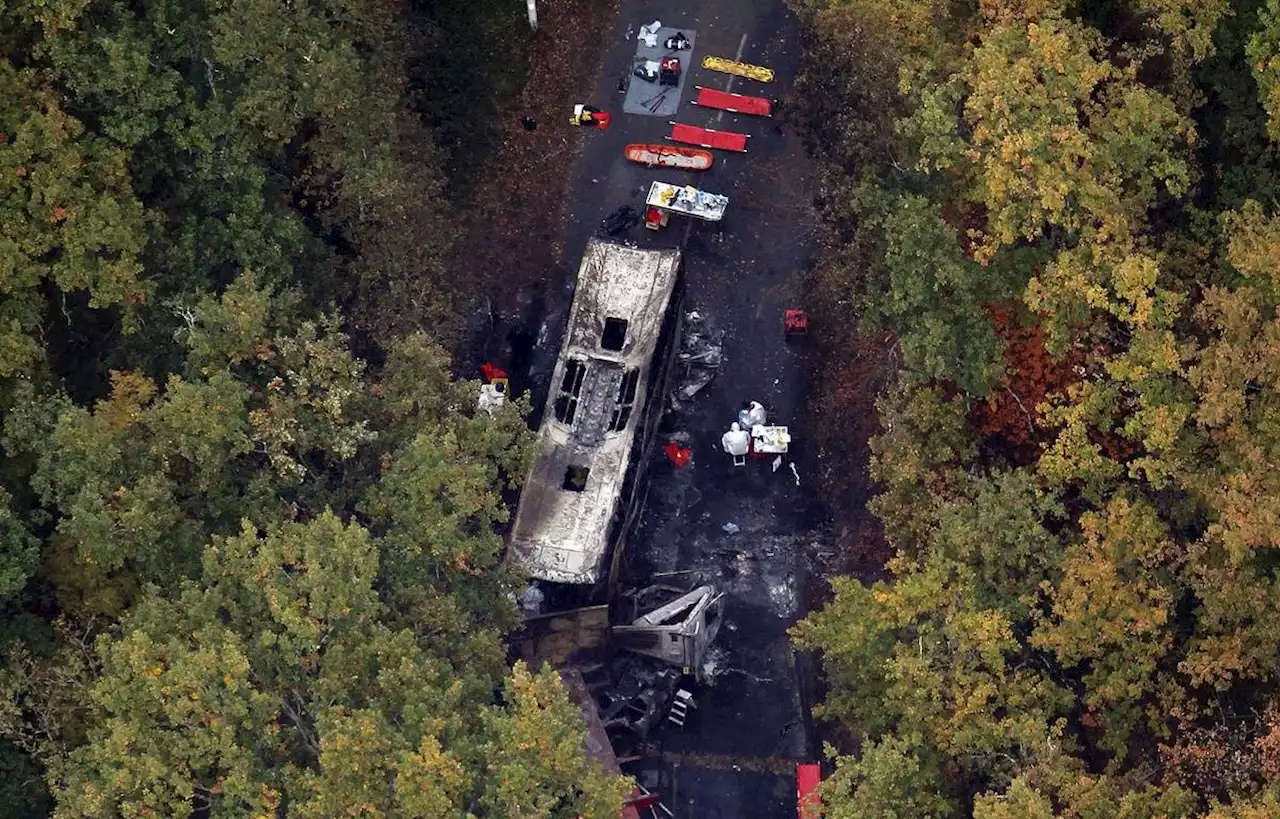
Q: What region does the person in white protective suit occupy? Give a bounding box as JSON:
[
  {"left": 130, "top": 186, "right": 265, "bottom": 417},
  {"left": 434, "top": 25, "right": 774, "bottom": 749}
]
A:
[
  {"left": 721, "top": 422, "right": 750, "bottom": 457},
  {"left": 738, "top": 400, "right": 767, "bottom": 429}
]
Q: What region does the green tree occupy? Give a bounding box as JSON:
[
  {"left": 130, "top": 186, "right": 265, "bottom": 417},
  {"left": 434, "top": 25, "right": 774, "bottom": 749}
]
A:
[
  {"left": 1249, "top": 0, "right": 1280, "bottom": 140},
  {"left": 479, "top": 663, "right": 633, "bottom": 819},
  {"left": 869, "top": 193, "right": 1013, "bottom": 394},
  {"left": 0, "top": 489, "right": 38, "bottom": 599},
  {"left": 0, "top": 60, "right": 149, "bottom": 378},
  {"left": 818, "top": 734, "right": 954, "bottom": 819}
]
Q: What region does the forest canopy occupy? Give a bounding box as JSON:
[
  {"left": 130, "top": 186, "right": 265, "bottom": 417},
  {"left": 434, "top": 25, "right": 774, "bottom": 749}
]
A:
[
  {"left": 0, "top": 0, "right": 628, "bottom": 815},
  {"left": 792, "top": 0, "right": 1280, "bottom": 815}
]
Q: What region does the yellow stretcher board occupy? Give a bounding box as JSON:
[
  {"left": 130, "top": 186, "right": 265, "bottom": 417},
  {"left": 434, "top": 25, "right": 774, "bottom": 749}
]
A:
[{"left": 701, "top": 56, "right": 774, "bottom": 83}]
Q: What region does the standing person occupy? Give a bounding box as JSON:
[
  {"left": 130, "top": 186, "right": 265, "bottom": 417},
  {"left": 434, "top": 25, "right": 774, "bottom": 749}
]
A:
[
  {"left": 739, "top": 400, "right": 767, "bottom": 429},
  {"left": 721, "top": 423, "right": 750, "bottom": 460}
]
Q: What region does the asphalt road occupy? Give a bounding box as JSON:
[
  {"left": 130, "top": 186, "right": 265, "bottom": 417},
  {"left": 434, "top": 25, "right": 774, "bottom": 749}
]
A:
[{"left": 521, "top": 1, "right": 829, "bottom": 816}]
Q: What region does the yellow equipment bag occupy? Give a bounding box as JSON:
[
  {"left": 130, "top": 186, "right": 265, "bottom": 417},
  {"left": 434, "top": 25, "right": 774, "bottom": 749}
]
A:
[{"left": 701, "top": 56, "right": 774, "bottom": 83}]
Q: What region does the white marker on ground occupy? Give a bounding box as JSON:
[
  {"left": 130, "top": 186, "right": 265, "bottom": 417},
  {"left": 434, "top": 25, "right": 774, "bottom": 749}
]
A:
[{"left": 715, "top": 32, "right": 751, "bottom": 126}]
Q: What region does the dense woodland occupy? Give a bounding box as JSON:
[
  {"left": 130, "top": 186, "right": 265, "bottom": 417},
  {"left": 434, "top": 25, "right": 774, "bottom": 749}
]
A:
[
  {"left": 792, "top": 0, "right": 1280, "bottom": 816},
  {"left": 0, "top": 0, "right": 630, "bottom": 816}
]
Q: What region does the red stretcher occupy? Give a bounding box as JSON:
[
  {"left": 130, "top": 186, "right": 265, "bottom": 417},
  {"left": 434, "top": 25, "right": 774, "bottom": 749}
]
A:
[
  {"left": 666, "top": 122, "right": 750, "bottom": 153},
  {"left": 797, "top": 764, "right": 821, "bottom": 819},
  {"left": 691, "top": 86, "right": 772, "bottom": 117}
]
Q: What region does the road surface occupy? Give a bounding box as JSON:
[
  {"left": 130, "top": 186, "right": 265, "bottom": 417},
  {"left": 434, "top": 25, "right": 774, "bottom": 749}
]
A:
[{"left": 520, "top": 1, "right": 830, "bottom": 816}]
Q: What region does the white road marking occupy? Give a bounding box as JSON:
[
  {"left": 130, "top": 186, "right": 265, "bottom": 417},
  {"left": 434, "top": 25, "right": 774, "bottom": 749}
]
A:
[{"left": 715, "top": 32, "right": 751, "bottom": 125}]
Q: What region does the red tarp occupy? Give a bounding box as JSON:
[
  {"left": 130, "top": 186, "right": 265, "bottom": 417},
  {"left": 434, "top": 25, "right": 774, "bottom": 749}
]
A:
[
  {"left": 693, "top": 86, "right": 772, "bottom": 117},
  {"left": 667, "top": 122, "right": 750, "bottom": 153},
  {"left": 797, "top": 764, "right": 821, "bottom": 819},
  {"left": 663, "top": 441, "right": 692, "bottom": 467},
  {"left": 480, "top": 362, "right": 508, "bottom": 382}
]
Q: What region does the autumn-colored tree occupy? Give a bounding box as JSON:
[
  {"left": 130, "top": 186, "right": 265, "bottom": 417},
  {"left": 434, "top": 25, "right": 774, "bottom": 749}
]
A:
[{"left": 794, "top": 2, "right": 1280, "bottom": 817}]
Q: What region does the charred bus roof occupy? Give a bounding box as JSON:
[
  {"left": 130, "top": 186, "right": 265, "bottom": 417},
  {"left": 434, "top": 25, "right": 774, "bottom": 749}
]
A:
[{"left": 509, "top": 239, "right": 682, "bottom": 585}]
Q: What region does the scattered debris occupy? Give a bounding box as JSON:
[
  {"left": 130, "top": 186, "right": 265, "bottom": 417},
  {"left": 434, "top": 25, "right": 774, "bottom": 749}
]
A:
[
  {"left": 721, "top": 522, "right": 740, "bottom": 535},
  {"left": 670, "top": 310, "right": 724, "bottom": 410},
  {"left": 591, "top": 656, "right": 683, "bottom": 750},
  {"left": 771, "top": 455, "right": 782, "bottom": 472},
  {"left": 600, "top": 205, "right": 641, "bottom": 236},
  {"left": 678, "top": 371, "right": 714, "bottom": 401},
  {"left": 613, "top": 585, "right": 725, "bottom": 675},
  {"left": 518, "top": 582, "right": 545, "bottom": 616},
  {"left": 766, "top": 571, "right": 798, "bottom": 618},
  {"left": 789, "top": 462, "right": 800, "bottom": 486},
  {"left": 699, "top": 644, "right": 729, "bottom": 685}
]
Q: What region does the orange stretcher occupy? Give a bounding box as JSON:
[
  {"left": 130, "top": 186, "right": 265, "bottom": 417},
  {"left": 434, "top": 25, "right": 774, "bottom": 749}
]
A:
[
  {"left": 691, "top": 86, "right": 772, "bottom": 117},
  {"left": 666, "top": 122, "right": 750, "bottom": 153}
]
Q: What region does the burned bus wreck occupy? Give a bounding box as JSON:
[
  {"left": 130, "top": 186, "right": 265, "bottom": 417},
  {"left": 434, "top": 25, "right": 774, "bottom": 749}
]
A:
[
  {"left": 508, "top": 238, "right": 683, "bottom": 593},
  {"left": 506, "top": 240, "right": 726, "bottom": 809}
]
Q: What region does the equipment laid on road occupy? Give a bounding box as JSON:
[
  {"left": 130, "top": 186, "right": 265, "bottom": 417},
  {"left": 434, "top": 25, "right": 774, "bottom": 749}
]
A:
[
  {"left": 624, "top": 143, "right": 714, "bottom": 170},
  {"left": 646, "top": 181, "right": 729, "bottom": 222},
  {"left": 798, "top": 764, "right": 821, "bottom": 819},
  {"left": 664, "top": 31, "right": 691, "bottom": 50},
  {"left": 701, "top": 55, "right": 775, "bottom": 82},
  {"left": 691, "top": 85, "right": 773, "bottom": 117},
  {"left": 638, "top": 19, "right": 661, "bottom": 47},
  {"left": 666, "top": 122, "right": 749, "bottom": 152},
  {"left": 784, "top": 308, "right": 810, "bottom": 335},
  {"left": 569, "top": 104, "right": 611, "bottom": 129},
  {"left": 633, "top": 59, "right": 660, "bottom": 82},
  {"left": 638, "top": 88, "right": 671, "bottom": 113},
  {"left": 750, "top": 424, "right": 791, "bottom": 456},
  {"left": 658, "top": 55, "right": 681, "bottom": 86},
  {"left": 644, "top": 207, "right": 670, "bottom": 231}
]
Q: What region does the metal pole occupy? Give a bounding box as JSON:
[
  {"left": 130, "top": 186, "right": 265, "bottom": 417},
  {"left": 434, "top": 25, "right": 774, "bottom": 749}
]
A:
[{"left": 527, "top": 0, "right": 537, "bottom": 30}]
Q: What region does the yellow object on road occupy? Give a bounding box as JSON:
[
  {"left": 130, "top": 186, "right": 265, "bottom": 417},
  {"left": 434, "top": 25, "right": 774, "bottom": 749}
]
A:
[{"left": 701, "top": 56, "right": 774, "bottom": 83}]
